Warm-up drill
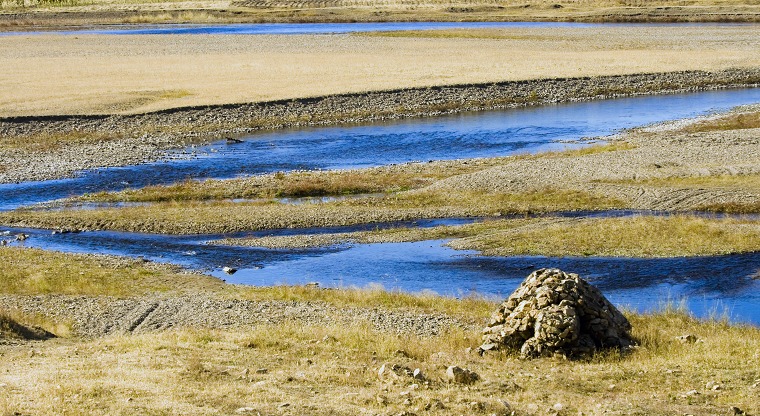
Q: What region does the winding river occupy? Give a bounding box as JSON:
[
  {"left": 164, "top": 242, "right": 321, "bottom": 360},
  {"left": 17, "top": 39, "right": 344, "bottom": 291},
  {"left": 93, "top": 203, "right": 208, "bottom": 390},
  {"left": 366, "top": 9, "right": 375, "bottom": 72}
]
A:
[{"left": 3, "top": 87, "right": 760, "bottom": 324}]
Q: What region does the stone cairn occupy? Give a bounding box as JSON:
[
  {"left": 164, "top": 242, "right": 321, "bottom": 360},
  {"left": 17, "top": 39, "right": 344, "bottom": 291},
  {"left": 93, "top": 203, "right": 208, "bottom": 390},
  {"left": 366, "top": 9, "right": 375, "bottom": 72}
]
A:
[{"left": 479, "top": 268, "right": 634, "bottom": 358}]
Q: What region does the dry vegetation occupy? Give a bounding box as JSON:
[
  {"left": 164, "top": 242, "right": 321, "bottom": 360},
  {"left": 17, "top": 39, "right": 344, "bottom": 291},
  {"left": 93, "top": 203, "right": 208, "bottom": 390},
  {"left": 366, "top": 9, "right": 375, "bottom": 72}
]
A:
[
  {"left": 0, "top": 188, "right": 624, "bottom": 233},
  {"left": 0, "top": 246, "right": 224, "bottom": 296},
  {"left": 1, "top": 317, "right": 759, "bottom": 416},
  {"left": 1, "top": 245, "right": 759, "bottom": 415},
  {"left": 449, "top": 215, "right": 760, "bottom": 257},
  {"left": 217, "top": 215, "right": 760, "bottom": 258},
  {"left": 682, "top": 108, "right": 760, "bottom": 133},
  {"left": 76, "top": 143, "right": 633, "bottom": 204}
]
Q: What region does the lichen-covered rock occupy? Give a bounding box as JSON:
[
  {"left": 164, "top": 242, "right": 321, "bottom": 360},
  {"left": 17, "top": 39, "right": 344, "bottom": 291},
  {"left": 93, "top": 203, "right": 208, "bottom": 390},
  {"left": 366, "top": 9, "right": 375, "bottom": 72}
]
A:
[{"left": 480, "top": 268, "right": 633, "bottom": 358}]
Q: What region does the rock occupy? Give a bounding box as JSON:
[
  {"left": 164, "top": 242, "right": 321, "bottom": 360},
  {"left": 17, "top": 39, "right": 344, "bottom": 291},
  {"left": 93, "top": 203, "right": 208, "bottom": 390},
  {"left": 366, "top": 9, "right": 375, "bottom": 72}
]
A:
[
  {"left": 14, "top": 233, "right": 28, "bottom": 241},
  {"left": 480, "top": 268, "right": 634, "bottom": 358},
  {"left": 412, "top": 368, "right": 425, "bottom": 381},
  {"left": 424, "top": 399, "right": 445, "bottom": 411},
  {"left": 729, "top": 406, "right": 745, "bottom": 415},
  {"left": 222, "top": 266, "right": 237, "bottom": 275},
  {"left": 677, "top": 334, "right": 698, "bottom": 344},
  {"left": 379, "top": 363, "right": 416, "bottom": 380},
  {"left": 255, "top": 368, "right": 268, "bottom": 374},
  {"left": 446, "top": 366, "right": 479, "bottom": 384},
  {"left": 706, "top": 381, "right": 722, "bottom": 391},
  {"left": 235, "top": 407, "right": 257, "bottom": 413},
  {"left": 681, "top": 389, "right": 700, "bottom": 398}
]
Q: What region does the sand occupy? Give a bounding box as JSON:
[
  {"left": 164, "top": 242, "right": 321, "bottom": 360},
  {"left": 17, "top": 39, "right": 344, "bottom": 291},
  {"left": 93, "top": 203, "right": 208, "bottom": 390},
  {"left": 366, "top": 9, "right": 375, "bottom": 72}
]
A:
[{"left": 1, "top": 24, "right": 759, "bottom": 117}]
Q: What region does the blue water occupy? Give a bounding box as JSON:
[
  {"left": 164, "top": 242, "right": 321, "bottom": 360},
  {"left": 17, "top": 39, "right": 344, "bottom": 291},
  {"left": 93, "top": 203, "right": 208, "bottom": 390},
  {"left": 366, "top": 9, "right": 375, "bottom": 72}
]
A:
[
  {"left": 0, "top": 21, "right": 677, "bottom": 37},
  {"left": 2, "top": 88, "right": 760, "bottom": 325},
  {"left": 1, "top": 21, "right": 754, "bottom": 37},
  {"left": 223, "top": 240, "right": 760, "bottom": 324},
  {"left": 3, "top": 220, "right": 759, "bottom": 324},
  {"left": 2, "top": 88, "right": 759, "bottom": 211}
]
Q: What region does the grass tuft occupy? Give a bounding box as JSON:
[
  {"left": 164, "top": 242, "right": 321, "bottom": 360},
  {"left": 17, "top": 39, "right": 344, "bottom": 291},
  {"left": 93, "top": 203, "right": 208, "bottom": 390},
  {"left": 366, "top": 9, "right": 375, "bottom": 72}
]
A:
[{"left": 450, "top": 215, "right": 760, "bottom": 257}]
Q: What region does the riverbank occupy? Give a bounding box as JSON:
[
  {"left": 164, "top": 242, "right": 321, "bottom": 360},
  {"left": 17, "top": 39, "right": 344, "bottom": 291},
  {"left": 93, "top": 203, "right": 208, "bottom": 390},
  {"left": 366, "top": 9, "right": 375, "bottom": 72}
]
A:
[
  {"left": 1, "top": 246, "right": 759, "bottom": 415},
  {"left": 1, "top": 69, "right": 760, "bottom": 184},
  {"left": 4, "top": 104, "right": 759, "bottom": 234}
]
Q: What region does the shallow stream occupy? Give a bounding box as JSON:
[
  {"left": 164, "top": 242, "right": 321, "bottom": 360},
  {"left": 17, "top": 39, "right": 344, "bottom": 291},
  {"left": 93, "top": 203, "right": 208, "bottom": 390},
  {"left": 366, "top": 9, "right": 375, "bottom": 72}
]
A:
[
  {"left": 2, "top": 88, "right": 760, "bottom": 324},
  {"left": 3, "top": 88, "right": 760, "bottom": 211}
]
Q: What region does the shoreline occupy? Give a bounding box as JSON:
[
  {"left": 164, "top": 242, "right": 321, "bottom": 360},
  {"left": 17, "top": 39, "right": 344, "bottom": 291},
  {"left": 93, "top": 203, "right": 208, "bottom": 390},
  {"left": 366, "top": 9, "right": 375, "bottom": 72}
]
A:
[
  {"left": 1, "top": 68, "right": 759, "bottom": 184},
  {"left": 1, "top": 6, "right": 759, "bottom": 30}
]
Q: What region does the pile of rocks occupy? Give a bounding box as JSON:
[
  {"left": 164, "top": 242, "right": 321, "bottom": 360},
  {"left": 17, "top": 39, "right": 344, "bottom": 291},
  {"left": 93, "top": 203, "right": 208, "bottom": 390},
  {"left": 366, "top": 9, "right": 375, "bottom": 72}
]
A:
[{"left": 480, "top": 268, "right": 634, "bottom": 358}]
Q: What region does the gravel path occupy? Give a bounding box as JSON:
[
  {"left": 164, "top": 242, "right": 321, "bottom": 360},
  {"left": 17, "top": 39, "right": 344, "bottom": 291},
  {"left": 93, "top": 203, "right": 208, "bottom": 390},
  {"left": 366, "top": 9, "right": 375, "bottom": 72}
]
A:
[
  {"left": 0, "top": 294, "right": 479, "bottom": 339},
  {"left": 1, "top": 69, "right": 759, "bottom": 184}
]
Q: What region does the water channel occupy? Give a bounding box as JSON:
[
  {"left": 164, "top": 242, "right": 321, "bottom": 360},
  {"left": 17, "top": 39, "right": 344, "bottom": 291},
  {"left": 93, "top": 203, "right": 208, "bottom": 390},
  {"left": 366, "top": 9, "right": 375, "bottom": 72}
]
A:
[
  {"left": 2, "top": 21, "right": 744, "bottom": 37},
  {"left": 2, "top": 88, "right": 760, "bottom": 324}
]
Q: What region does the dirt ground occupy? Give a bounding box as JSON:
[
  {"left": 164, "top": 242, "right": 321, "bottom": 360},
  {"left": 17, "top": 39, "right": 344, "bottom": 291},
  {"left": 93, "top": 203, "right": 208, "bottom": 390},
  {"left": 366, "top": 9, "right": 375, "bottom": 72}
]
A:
[{"left": 1, "top": 25, "right": 759, "bottom": 117}]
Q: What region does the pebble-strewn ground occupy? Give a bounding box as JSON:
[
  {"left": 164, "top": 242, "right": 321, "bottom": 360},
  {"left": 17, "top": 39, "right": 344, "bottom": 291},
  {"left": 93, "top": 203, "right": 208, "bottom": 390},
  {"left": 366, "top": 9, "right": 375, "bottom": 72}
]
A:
[
  {"left": 1, "top": 69, "right": 759, "bottom": 184},
  {"left": 0, "top": 294, "right": 477, "bottom": 338}
]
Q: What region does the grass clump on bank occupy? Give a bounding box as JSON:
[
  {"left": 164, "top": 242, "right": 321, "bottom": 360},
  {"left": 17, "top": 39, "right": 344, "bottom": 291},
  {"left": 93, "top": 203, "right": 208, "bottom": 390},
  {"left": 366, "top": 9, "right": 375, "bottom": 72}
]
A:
[
  {"left": 75, "top": 143, "right": 633, "bottom": 204},
  {"left": 449, "top": 215, "right": 760, "bottom": 257},
  {"left": 0, "top": 246, "right": 223, "bottom": 296},
  {"left": 0, "top": 188, "right": 624, "bottom": 234},
  {"left": 0, "top": 246, "right": 494, "bottom": 317},
  {"left": 683, "top": 109, "right": 760, "bottom": 133},
  {"left": 80, "top": 169, "right": 445, "bottom": 203}
]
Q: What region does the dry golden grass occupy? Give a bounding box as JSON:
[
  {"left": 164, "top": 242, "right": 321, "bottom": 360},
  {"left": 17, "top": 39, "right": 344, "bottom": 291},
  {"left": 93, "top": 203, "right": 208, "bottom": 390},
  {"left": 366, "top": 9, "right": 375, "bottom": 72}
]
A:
[
  {"left": 0, "top": 188, "right": 624, "bottom": 234},
  {"left": 621, "top": 173, "right": 760, "bottom": 190},
  {"left": 1, "top": 239, "right": 759, "bottom": 414},
  {"left": 82, "top": 169, "right": 441, "bottom": 203},
  {"left": 683, "top": 109, "right": 760, "bottom": 133},
  {"left": 0, "top": 310, "right": 758, "bottom": 415},
  {"left": 77, "top": 143, "right": 633, "bottom": 204},
  {"left": 0, "top": 246, "right": 224, "bottom": 296},
  {"left": 450, "top": 215, "right": 760, "bottom": 257}
]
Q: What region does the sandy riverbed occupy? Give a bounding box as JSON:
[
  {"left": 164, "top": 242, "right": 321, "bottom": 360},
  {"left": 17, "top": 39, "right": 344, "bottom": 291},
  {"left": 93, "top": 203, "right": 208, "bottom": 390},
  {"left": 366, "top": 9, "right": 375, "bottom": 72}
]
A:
[{"left": 1, "top": 25, "right": 759, "bottom": 117}]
